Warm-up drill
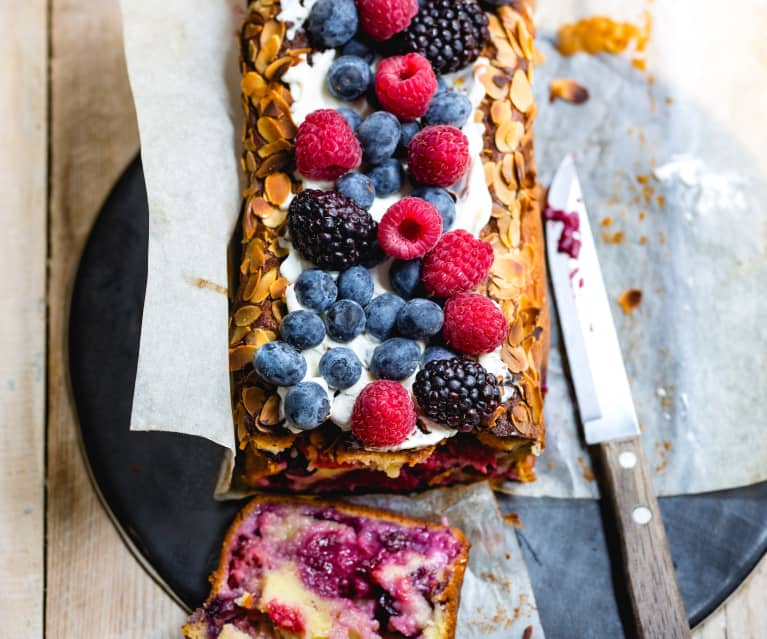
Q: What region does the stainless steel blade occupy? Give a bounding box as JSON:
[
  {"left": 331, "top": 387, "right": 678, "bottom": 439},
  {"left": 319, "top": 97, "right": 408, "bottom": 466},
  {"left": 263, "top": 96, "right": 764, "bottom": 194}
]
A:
[{"left": 546, "top": 155, "right": 639, "bottom": 444}]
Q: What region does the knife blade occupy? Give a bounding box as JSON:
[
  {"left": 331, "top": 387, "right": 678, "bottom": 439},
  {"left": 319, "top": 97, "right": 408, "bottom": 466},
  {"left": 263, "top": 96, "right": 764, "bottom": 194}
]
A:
[
  {"left": 545, "top": 156, "right": 690, "bottom": 639},
  {"left": 545, "top": 154, "right": 639, "bottom": 445}
]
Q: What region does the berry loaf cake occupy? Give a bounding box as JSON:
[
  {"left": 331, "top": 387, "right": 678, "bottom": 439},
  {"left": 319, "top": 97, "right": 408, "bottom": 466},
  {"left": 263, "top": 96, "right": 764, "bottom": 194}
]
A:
[
  {"left": 182, "top": 497, "right": 469, "bottom": 639},
  {"left": 230, "top": 0, "right": 548, "bottom": 492}
]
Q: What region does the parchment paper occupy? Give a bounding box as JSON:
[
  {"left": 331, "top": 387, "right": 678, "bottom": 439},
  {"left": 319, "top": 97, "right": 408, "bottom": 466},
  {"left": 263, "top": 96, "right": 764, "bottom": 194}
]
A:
[
  {"left": 351, "top": 483, "right": 543, "bottom": 639},
  {"left": 122, "top": 0, "right": 767, "bottom": 498}
]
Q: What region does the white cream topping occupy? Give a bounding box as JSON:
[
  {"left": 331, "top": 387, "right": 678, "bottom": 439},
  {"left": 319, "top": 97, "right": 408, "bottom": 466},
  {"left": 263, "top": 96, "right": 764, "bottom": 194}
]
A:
[{"left": 269, "top": 10, "right": 498, "bottom": 452}]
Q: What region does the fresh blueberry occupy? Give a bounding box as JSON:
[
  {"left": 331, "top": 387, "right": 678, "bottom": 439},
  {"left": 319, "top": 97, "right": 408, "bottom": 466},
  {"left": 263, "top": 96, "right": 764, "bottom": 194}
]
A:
[
  {"left": 396, "top": 299, "right": 444, "bottom": 339},
  {"left": 389, "top": 259, "right": 423, "bottom": 299},
  {"left": 370, "top": 338, "right": 421, "bottom": 380},
  {"left": 320, "top": 347, "right": 362, "bottom": 389},
  {"left": 410, "top": 186, "right": 456, "bottom": 231},
  {"left": 325, "top": 299, "right": 366, "bottom": 342},
  {"left": 295, "top": 269, "right": 337, "bottom": 312},
  {"left": 280, "top": 310, "right": 326, "bottom": 350},
  {"left": 253, "top": 342, "right": 307, "bottom": 386},
  {"left": 424, "top": 91, "right": 473, "bottom": 128},
  {"left": 341, "top": 38, "right": 376, "bottom": 64},
  {"left": 422, "top": 345, "right": 457, "bottom": 364},
  {"left": 336, "top": 172, "right": 375, "bottom": 209},
  {"left": 337, "top": 107, "right": 362, "bottom": 131},
  {"left": 435, "top": 76, "right": 449, "bottom": 94},
  {"left": 398, "top": 121, "right": 421, "bottom": 154},
  {"left": 358, "top": 111, "right": 401, "bottom": 165},
  {"left": 365, "top": 293, "right": 405, "bottom": 340},
  {"left": 337, "top": 265, "right": 374, "bottom": 306},
  {"left": 367, "top": 159, "right": 403, "bottom": 197},
  {"left": 327, "top": 56, "right": 372, "bottom": 101},
  {"left": 306, "top": 0, "right": 358, "bottom": 48},
  {"left": 284, "top": 381, "right": 330, "bottom": 429}
]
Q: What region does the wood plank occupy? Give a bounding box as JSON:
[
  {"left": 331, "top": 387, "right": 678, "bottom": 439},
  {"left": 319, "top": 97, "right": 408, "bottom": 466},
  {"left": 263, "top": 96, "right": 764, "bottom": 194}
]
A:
[
  {"left": 46, "top": 0, "right": 185, "bottom": 636},
  {"left": 0, "top": 1, "right": 47, "bottom": 636}
]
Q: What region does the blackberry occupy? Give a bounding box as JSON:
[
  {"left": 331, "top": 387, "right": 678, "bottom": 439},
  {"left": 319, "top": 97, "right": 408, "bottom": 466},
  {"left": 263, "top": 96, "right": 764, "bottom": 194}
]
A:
[
  {"left": 288, "top": 190, "right": 378, "bottom": 270},
  {"left": 392, "top": 0, "right": 489, "bottom": 74},
  {"left": 413, "top": 358, "right": 500, "bottom": 430}
]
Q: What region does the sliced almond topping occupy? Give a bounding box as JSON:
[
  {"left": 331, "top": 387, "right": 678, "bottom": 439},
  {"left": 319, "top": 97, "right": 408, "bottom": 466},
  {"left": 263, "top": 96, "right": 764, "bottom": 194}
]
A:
[
  {"left": 500, "top": 152, "right": 516, "bottom": 186},
  {"left": 549, "top": 78, "right": 590, "bottom": 104},
  {"left": 229, "top": 345, "right": 258, "bottom": 371},
  {"left": 492, "top": 163, "right": 518, "bottom": 206},
  {"left": 516, "top": 20, "right": 535, "bottom": 60},
  {"left": 261, "top": 207, "right": 288, "bottom": 229},
  {"left": 252, "top": 268, "right": 278, "bottom": 302},
  {"left": 234, "top": 305, "right": 263, "bottom": 327},
  {"left": 480, "top": 67, "right": 510, "bottom": 100},
  {"left": 265, "top": 56, "right": 293, "bottom": 80},
  {"left": 275, "top": 117, "right": 297, "bottom": 140},
  {"left": 510, "top": 70, "right": 534, "bottom": 113},
  {"left": 271, "top": 300, "right": 287, "bottom": 323},
  {"left": 495, "top": 120, "right": 525, "bottom": 153},
  {"left": 503, "top": 345, "right": 529, "bottom": 374},
  {"left": 490, "top": 100, "right": 512, "bottom": 124},
  {"left": 249, "top": 328, "right": 277, "bottom": 348},
  {"left": 257, "top": 139, "right": 294, "bottom": 159},
  {"left": 243, "top": 386, "right": 267, "bottom": 416},
  {"left": 230, "top": 325, "right": 251, "bottom": 346},
  {"left": 257, "top": 117, "right": 283, "bottom": 143},
  {"left": 259, "top": 394, "right": 281, "bottom": 426},
  {"left": 513, "top": 151, "right": 526, "bottom": 188},
  {"left": 255, "top": 35, "right": 281, "bottom": 73},
  {"left": 245, "top": 150, "right": 258, "bottom": 173},
  {"left": 269, "top": 276, "right": 288, "bottom": 299},
  {"left": 256, "top": 151, "right": 291, "bottom": 177},
  {"left": 264, "top": 172, "right": 292, "bottom": 205},
  {"left": 260, "top": 19, "right": 285, "bottom": 48},
  {"left": 241, "top": 72, "right": 267, "bottom": 99},
  {"left": 242, "top": 271, "right": 261, "bottom": 301}
]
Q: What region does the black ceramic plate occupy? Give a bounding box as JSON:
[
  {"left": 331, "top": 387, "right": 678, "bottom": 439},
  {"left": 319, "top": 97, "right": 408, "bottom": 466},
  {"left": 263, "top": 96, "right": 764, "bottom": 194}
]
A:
[{"left": 70, "top": 156, "right": 767, "bottom": 638}]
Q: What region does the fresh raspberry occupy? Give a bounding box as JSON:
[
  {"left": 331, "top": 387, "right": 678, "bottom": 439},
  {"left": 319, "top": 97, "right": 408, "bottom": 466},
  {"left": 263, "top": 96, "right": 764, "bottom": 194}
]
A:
[
  {"left": 378, "top": 197, "right": 442, "bottom": 259},
  {"left": 357, "top": 0, "right": 418, "bottom": 41},
  {"left": 408, "top": 125, "right": 470, "bottom": 187},
  {"left": 421, "top": 230, "right": 493, "bottom": 297},
  {"left": 442, "top": 292, "right": 508, "bottom": 355},
  {"left": 295, "top": 109, "right": 362, "bottom": 181},
  {"left": 351, "top": 381, "right": 417, "bottom": 447},
  {"left": 375, "top": 54, "right": 438, "bottom": 121}
]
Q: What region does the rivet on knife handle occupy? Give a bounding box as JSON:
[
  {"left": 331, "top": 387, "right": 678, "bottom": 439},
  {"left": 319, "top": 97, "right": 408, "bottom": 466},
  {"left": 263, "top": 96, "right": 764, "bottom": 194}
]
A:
[{"left": 597, "top": 437, "right": 690, "bottom": 639}]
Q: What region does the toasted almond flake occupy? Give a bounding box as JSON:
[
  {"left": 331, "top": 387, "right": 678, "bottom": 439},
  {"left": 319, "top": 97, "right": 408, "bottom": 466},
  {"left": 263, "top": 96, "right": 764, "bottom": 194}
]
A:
[
  {"left": 496, "top": 120, "right": 525, "bottom": 153},
  {"left": 259, "top": 395, "right": 281, "bottom": 426},
  {"left": 255, "top": 35, "right": 281, "bottom": 73},
  {"left": 243, "top": 386, "right": 267, "bottom": 416},
  {"left": 489, "top": 281, "right": 520, "bottom": 301},
  {"left": 234, "top": 305, "right": 263, "bottom": 327},
  {"left": 230, "top": 345, "right": 258, "bottom": 371},
  {"left": 269, "top": 276, "right": 288, "bottom": 299},
  {"left": 510, "top": 70, "right": 534, "bottom": 113},
  {"left": 271, "top": 300, "right": 287, "bottom": 323},
  {"left": 549, "top": 78, "right": 590, "bottom": 104},
  {"left": 264, "top": 172, "right": 292, "bottom": 205},
  {"left": 230, "top": 325, "right": 251, "bottom": 346},
  {"left": 492, "top": 254, "right": 523, "bottom": 281},
  {"left": 484, "top": 161, "right": 497, "bottom": 188},
  {"left": 275, "top": 117, "right": 297, "bottom": 140},
  {"left": 243, "top": 209, "right": 258, "bottom": 240},
  {"left": 261, "top": 207, "right": 288, "bottom": 229},
  {"left": 245, "top": 151, "right": 258, "bottom": 173},
  {"left": 249, "top": 328, "right": 277, "bottom": 349},
  {"left": 241, "top": 72, "right": 267, "bottom": 99},
  {"left": 260, "top": 19, "right": 285, "bottom": 47},
  {"left": 257, "top": 117, "right": 282, "bottom": 143},
  {"left": 500, "top": 153, "right": 516, "bottom": 185},
  {"left": 252, "top": 268, "right": 278, "bottom": 302},
  {"left": 270, "top": 239, "right": 290, "bottom": 257},
  {"left": 250, "top": 197, "right": 276, "bottom": 218},
  {"left": 491, "top": 204, "right": 508, "bottom": 219},
  {"left": 513, "top": 151, "right": 526, "bottom": 188},
  {"left": 491, "top": 100, "right": 512, "bottom": 124},
  {"left": 494, "top": 39, "right": 519, "bottom": 68},
  {"left": 516, "top": 20, "right": 535, "bottom": 60},
  {"left": 242, "top": 271, "right": 261, "bottom": 301},
  {"left": 256, "top": 151, "right": 291, "bottom": 177},
  {"left": 480, "top": 67, "right": 510, "bottom": 100},
  {"left": 258, "top": 138, "right": 293, "bottom": 158},
  {"left": 247, "top": 240, "right": 266, "bottom": 270},
  {"left": 265, "top": 56, "right": 293, "bottom": 80},
  {"left": 492, "top": 164, "right": 518, "bottom": 206},
  {"left": 503, "top": 345, "right": 529, "bottom": 373}
]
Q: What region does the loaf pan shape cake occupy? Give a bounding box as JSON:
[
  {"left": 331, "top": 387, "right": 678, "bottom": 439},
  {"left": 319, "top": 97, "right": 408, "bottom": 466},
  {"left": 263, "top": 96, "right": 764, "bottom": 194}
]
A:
[{"left": 228, "top": 0, "right": 548, "bottom": 493}]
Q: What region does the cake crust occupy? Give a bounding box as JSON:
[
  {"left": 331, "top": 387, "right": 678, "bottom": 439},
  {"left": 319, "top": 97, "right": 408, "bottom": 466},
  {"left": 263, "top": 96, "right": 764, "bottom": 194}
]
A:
[
  {"left": 228, "top": 0, "right": 547, "bottom": 491},
  {"left": 182, "top": 496, "right": 470, "bottom": 639}
]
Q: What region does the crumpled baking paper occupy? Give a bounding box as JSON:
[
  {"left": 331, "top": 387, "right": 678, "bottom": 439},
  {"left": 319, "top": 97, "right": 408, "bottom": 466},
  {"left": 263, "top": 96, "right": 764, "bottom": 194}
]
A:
[
  {"left": 351, "top": 483, "right": 543, "bottom": 639},
  {"left": 122, "top": 0, "right": 767, "bottom": 500}
]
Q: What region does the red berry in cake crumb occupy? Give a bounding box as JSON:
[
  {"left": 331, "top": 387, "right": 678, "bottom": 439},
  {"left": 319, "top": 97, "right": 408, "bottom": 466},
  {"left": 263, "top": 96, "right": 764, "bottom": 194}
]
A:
[
  {"left": 442, "top": 292, "right": 508, "bottom": 355},
  {"left": 267, "top": 601, "right": 305, "bottom": 634},
  {"left": 295, "top": 109, "right": 362, "bottom": 181},
  {"left": 351, "top": 381, "right": 417, "bottom": 447},
  {"left": 378, "top": 197, "right": 442, "bottom": 259},
  {"left": 408, "top": 125, "right": 470, "bottom": 187},
  {"left": 357, "top": 0, "right": 419, "bottom": 42},
  {"left": 375, "top": 54, "right": 438, "bottom": 121},
  {"left": 421, "top": 230, "right": 494, "bottom": 297}
]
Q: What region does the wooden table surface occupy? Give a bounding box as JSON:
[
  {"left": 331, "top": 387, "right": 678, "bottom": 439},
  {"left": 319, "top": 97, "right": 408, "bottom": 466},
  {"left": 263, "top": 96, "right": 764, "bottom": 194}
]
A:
[{"left": 1, "top": 1, "right": 765, "bottom": 637}]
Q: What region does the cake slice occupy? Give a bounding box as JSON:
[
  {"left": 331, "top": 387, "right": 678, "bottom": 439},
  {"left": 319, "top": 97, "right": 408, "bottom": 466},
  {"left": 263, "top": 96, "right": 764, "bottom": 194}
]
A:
[
  {"left": 182, "top": 497, "right": 469, "bottom": 639},
  {"left": 229, "top": 0, "right": 547, "bottom": 493}
]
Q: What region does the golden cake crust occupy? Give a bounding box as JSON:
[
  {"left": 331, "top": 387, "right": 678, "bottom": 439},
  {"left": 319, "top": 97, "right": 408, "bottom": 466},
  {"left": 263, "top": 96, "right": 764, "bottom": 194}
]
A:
[
  {"left": 182, "top": 496, "right": 470, "bottom": 639},
  {"left": 228, "top": 0, "right": 547, "bottom": 487}
]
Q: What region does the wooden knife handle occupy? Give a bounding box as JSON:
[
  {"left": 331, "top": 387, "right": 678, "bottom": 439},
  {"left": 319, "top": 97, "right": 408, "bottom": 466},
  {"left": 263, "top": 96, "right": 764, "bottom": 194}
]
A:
[{"left": 596, "top": 437, "right": 690, "bottom": 639}]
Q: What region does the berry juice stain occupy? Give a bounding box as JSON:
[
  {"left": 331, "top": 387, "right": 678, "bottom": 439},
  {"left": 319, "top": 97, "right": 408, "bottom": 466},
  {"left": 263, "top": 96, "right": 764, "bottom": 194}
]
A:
[{"left": 543, "top": 206, "right": 581, "bottom": 259}]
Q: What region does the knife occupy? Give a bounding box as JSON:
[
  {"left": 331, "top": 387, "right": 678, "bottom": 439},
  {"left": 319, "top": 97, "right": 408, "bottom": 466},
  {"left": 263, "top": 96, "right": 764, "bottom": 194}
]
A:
[{"left": 545, "top": 156, "right": 690, "bottom": 639}]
